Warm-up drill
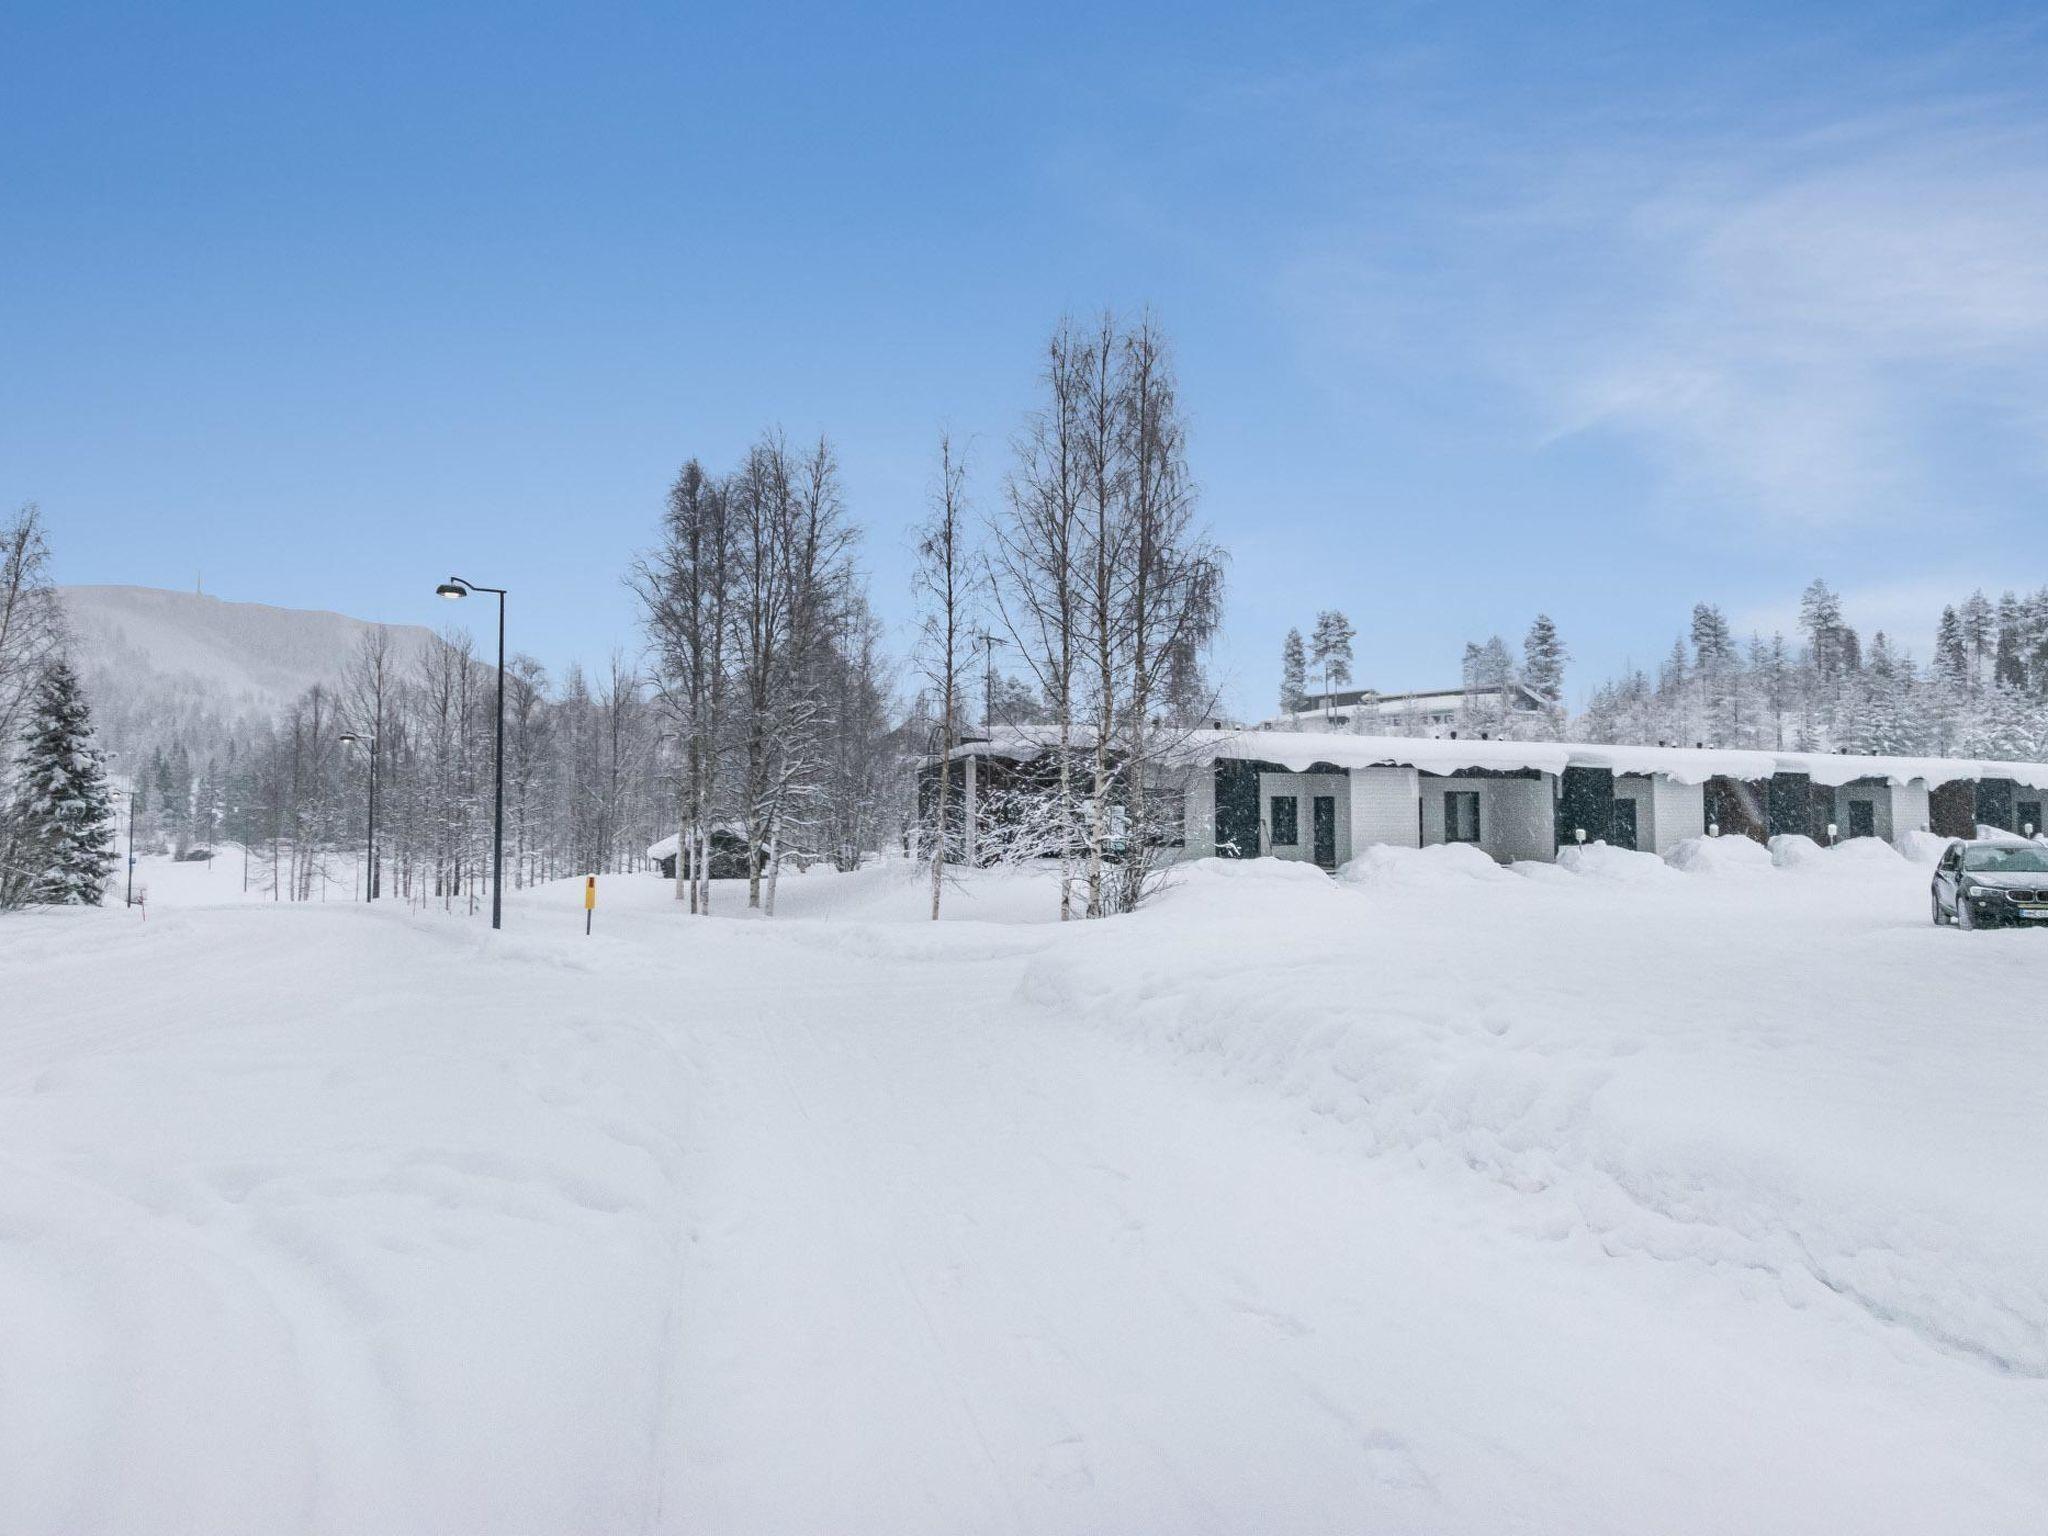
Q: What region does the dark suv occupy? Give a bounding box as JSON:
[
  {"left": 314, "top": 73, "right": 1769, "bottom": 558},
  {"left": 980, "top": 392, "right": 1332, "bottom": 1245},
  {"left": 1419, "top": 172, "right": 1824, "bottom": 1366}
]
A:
[{"left": 1932, "top": 840, "right": 2048, "bottom": 929}]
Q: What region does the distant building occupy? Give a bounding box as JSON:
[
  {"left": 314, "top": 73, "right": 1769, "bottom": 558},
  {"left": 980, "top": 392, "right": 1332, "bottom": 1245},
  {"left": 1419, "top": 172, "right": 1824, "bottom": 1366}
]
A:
[{"left": 1265, "top": 682, "right": 1553, "bottom": 732}]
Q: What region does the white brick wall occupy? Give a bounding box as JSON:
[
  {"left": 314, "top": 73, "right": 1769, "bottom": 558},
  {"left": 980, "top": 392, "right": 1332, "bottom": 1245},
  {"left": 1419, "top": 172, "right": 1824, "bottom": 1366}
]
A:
[
  {"left": 1650, "top": 776, "right": 1706, "bottom": 854},
  {"left": 1350, "top": 766, "right": 1420, "bottom": 851},
  {"left": 1895, "top": 780, "right": 1932, "bottom": 841},
  {"left": 1182, "top": 763, "right": 1216, "bottom": 858}
]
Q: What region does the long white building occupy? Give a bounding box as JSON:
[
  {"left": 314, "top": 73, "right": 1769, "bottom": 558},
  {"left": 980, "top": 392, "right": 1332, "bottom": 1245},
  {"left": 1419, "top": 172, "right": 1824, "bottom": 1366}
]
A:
[{"left": 940, "top": 728, "right": 2048, "bottom": 869}]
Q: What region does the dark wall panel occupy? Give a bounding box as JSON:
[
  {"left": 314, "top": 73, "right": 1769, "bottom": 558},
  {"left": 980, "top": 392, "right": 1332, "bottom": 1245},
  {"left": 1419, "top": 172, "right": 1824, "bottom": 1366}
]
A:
[
  {"left": 1930, "top": 780, "right": 1977, "bottom": 839},
  {"left": 1976, "top": 777, "right": 2017, "bottom": 832},
  {"left": 1214, "top": 760, "right": 1263, "bottom": 857},
  {"left": 1555, "top": 766, "right": 1615, "bottom": 848},
  {"left": 1766, "top": 773, "right": 1811, "bottom": 837},
  {"left": 1705, "top": 777, "right": 1768, "bottom": 843}
]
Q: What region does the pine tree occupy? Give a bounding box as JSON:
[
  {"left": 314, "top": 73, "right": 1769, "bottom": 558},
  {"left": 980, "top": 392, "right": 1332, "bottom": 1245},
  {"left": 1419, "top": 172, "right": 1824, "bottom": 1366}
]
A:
[
  {"left": 1521, "top": 614, "right": 1567, "bottom": 700},
  {"left": 1960, "top": 590, "right": 1995, "bottom": 686},
  {"left": 1278, "top": 628, "right": 1308, "bottom": 717},
  {"left": 2, "top": 661, "right": 116, "bottom": 906},
  {"left": 1994, "top": 592, "right": 2026, "bottom": 689},
  {"left": 1934, "top": 605, "right": 1969, "bottom": 690},
  {"left": 1799, "top": 579, "right": 1845, "bottom": 681},
  {"left": 1308, "top": 610, "right": 1355, "bottom": 715}
]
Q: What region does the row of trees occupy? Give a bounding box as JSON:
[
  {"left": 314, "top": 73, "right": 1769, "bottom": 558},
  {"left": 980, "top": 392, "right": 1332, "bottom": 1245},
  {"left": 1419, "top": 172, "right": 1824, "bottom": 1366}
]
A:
[
  {"left": 636, "top": 432, "right": 900, "bottom": 917},
  {"left": 1579, "top": 580, "right": 2048, "bottom": 759},
  {"left": 112, "top": 632, "right": 690, "bottom": 909},
  {"left": 1276, "top": 611, "right": 1357, "bottom": 717}
]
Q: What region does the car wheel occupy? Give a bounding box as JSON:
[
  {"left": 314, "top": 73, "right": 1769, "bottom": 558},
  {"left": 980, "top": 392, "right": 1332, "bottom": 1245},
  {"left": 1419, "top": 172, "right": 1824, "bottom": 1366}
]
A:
[
  {"left": 1958, "top": 896, "right": 1976, "bottom": 930},
  {"left": 1933, "top": 891, "right": 1947, "bottom": 926}
]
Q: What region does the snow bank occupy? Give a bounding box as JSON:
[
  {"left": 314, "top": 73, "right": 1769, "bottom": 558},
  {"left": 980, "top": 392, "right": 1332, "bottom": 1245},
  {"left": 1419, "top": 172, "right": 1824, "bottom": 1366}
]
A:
[
  {"left": 1552, "top": 842, "right": 1681, "bottom": 884},
  {"left": 1664, "top": 834, "right": 1772, "bottom": 875},
  {"left": 1020, "top": 855, "right": 2048, "bottom": 1392},
  {"left": 1772, "top": 834, "right": 1905, "bottom": 871},
  {"left": 1896, "top": 829, "right": 1955, "bottom": 865},
  {"left": 1830, "top": 834, "right": 1904, "bottom": 863},
  {"left": 1337, "top": 842, "right": 1512, "bottom": 890}
]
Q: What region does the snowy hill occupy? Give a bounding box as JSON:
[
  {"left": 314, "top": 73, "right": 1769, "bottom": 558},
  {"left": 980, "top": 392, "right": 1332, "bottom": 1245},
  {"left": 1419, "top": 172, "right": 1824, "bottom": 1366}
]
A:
[{"left": 58, "top": 585, "right": 436, "bottom": 752}]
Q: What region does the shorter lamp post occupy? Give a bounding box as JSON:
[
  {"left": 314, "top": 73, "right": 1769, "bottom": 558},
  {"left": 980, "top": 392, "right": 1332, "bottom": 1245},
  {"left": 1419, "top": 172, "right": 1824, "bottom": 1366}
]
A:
[{"left": 339, "top": 731, "right": 379, "bottom": 901}]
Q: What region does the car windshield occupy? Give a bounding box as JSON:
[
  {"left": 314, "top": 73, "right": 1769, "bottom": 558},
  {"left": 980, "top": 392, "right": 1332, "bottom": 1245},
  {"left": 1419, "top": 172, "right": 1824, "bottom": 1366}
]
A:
[{"left": 1961, "top": 844, "right": 2048, "bottom": 873}]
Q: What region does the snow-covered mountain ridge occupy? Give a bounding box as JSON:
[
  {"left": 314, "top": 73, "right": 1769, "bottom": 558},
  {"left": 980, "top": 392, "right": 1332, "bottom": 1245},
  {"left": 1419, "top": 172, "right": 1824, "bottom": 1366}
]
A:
[{"left": 59, "top": 586, "right": 434, "bottom": 711}]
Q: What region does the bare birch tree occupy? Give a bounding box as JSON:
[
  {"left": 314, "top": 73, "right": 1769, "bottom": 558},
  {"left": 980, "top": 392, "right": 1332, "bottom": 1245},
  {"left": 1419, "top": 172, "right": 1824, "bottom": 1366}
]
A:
[
  {"left": 914, "top": 431, "right": 974, "bottom": 920},
  {"left": 991, "top": 318, "right": 1090, "bottom": 920}
]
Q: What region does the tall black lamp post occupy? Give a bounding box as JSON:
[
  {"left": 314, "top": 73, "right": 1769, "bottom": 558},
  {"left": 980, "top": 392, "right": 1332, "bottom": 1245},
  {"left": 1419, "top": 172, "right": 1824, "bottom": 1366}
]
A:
[
  {"left": 339, "top": 731, "right": 379, "bottom": 901},
  {"left": 436, "top": 576, "right": 507, "bottom": 929}
]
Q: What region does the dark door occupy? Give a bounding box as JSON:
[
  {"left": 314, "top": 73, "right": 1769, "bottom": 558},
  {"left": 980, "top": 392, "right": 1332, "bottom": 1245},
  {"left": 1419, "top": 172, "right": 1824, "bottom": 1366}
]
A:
[
  {"left": 1610, "top": 799, "right": 1639, "bottom": 851},
  {"left": 1847, "top": 800, "right": 1875, "bottom": 840},
  {"left": 2020, "top": 800, "right": 2043, "bottom": 838},
  {"left": 1312, "top": 795, "right": 1337, "bottom": 869}
]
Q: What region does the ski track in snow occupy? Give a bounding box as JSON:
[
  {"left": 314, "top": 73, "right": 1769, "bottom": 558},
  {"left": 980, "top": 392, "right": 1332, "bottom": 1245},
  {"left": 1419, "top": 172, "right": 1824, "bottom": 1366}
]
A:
[{"left": 3, "top": 851, "right": 2047, "bottom": 1533}]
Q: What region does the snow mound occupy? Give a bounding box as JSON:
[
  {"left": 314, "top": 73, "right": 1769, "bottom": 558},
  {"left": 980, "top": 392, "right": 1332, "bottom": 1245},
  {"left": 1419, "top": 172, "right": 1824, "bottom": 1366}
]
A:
[
  {"left": 1768, "top": 834, "right": 1826, "bottom": 868},
  {"left": 1774, "top": 834, "right": 1904, "bottom": 871},
  {"left": 1830, "top": 835, "right": 1903, "bottom": 863},
  {"left": 1553, "top": 842, "right": 1681, "bottom": 884},
  {"left": 1896, "top": 829, "right": 1955, "bottom": 866},
  {"left": 1338, "top": 842, "right": 1512, "bottom": 889},
  {"left": 1665, "top": 834, "right": 1772, "bottom": 875}
]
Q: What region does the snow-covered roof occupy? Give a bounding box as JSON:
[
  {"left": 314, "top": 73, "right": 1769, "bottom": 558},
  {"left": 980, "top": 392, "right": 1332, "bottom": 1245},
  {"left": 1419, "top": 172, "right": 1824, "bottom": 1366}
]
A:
[
  {"left": 646, "top": 825, "right": 752, "bottom": 860},
  {"left": 947, "top": 726, "right": 2048, "bottom": 790}
]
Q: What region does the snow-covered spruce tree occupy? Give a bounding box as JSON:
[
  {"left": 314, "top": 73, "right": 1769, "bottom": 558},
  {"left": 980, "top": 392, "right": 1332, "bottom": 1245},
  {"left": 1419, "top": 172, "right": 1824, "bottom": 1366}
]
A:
[
  {"left": 3, "top": 660, "right": 116, "bottom": 907},
  {"left": 1278, "top": 628, "right": 1308, "bottom": 719},
  {"left": 1520, "top": 614, "right": 1568, "bottom": 737}
]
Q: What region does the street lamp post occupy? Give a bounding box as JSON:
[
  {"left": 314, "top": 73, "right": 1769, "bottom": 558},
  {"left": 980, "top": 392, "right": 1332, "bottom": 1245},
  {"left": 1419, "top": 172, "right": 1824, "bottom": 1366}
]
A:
[
  {"left": 339, "top": 731, "right": 379, "bottom": 901},
  {"left": 436, "top": 576, "right": 507, "bottom": 929},
  {"left": 977, "top": 632, "right": 1003, "bottom": 740}
]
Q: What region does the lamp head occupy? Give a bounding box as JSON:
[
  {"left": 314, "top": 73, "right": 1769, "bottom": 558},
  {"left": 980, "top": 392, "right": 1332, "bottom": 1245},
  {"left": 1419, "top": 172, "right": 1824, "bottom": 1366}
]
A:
[{"left": 436, "top": 579, "right": 469, "bottom": 600}]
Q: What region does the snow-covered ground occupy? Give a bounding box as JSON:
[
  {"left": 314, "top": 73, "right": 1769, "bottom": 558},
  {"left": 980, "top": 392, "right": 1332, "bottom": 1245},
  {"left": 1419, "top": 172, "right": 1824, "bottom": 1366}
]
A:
[{"left": 4, "top": 843, "right": 2046, "bottom": 1533}]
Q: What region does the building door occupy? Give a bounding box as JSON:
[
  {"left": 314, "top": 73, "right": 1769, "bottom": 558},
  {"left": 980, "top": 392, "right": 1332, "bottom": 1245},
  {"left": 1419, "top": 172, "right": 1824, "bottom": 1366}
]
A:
[
  {"left": 1847, "top": 799, "right": 1875, "bottom": 840},
  {"left": 1312, "top": 795, "right": 1337, "bottom": 870},
  {"left": 1610, "top": 799, "right": 1639, "bottom": 851},
  {"left": 2019, "top": 800, "right": 2044, "bottom": 838}
]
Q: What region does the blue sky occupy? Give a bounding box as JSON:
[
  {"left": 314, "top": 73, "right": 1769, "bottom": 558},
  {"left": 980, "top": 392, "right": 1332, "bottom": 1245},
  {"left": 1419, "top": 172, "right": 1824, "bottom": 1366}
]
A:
[{"left": 5, "top": 2, "right": 2046, "bottom": 716}]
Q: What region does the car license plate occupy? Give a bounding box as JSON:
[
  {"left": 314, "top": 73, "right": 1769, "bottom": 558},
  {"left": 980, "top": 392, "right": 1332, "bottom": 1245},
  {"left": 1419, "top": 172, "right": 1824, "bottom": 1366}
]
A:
[{"left": 2023, "top": 908, "right": 2048, "bottom": 920}]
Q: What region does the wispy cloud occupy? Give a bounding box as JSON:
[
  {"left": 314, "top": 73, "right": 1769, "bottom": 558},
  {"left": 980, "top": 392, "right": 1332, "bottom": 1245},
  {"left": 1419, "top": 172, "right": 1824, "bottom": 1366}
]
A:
[
  {"left": 1532, "top": 111, "right": 2048, "bottom": 524},
  {"left": 1266, "top": 51, "right": 2048, "bottom": 531}
]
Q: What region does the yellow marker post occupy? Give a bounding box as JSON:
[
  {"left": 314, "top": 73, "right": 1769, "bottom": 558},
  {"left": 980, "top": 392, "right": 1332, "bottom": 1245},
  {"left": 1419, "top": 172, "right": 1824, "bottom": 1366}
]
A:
[{"left": 584, "top": 875, "right": 596, "bottom": 935}]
